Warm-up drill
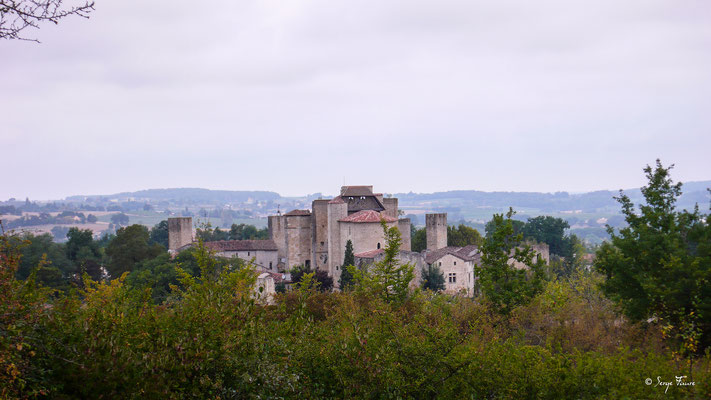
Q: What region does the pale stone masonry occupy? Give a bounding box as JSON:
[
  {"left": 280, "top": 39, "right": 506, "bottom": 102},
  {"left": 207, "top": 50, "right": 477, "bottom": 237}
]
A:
[{"left": 268, "top": 186, "right": 411, "bottom": 284}]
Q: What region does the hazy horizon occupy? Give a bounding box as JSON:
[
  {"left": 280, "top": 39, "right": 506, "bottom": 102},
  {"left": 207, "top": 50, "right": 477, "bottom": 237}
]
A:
[{"left": 2, "top": 0, "right": 710, "bottom": 200}]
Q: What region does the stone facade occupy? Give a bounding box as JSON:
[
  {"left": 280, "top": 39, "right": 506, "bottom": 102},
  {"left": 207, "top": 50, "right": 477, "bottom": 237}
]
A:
[
  {"left": 426, "top": 213, "right": 447, "bottom": 250},
  {"left": 269, "top": 186, "right": 416, "bottom": 285},
  {"left": 425, "top": 245, "right": 479, "bottom": 295},
  {"left": 354, "top": 249, "right": 426, "bottom": 290},
  {"left": 168, "top": 217, "right": 193, "bottom": 252}
]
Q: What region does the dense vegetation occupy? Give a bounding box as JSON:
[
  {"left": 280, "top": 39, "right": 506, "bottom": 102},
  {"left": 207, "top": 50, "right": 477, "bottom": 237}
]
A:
[{"left": 1, "top": 161, "right": 710, "bottom": 398}]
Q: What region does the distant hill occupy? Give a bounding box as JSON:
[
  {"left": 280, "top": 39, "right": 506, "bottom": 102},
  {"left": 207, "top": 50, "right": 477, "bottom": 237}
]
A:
[
  {"left": 66, "top": 188, "right": 280, "bottom": 204},
  {"left": 392, "top": 180, "right": 711, "bottom": 214}
]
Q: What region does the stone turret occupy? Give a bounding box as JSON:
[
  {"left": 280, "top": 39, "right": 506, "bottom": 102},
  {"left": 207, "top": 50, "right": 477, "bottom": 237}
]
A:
[
  {"left": 426, "top": 213, "right": 447, "bottom": 250},
  {"left": 168, "top": 217, "right": 193, "bottom": 252}
]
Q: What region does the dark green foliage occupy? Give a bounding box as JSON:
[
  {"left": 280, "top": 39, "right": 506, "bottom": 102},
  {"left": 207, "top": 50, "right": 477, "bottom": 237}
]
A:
[
  {"left": 521, "top": 215, "right": 569, "bottom": 256},
  {"left": 595, "top": 160, "right": 711, "bottom": 353},
  {"left": 411, "top": 226, "right": 426, "bottom": 252},
  {"left": 486, "top": 217, "right": 524, "bottom": 240},
  {"left": 110, "top": 212, "right": 129, "bottom": 227},
  {"left": 229, "top": 223, "right": 269, "bottom": 240},
  {"left": 149, "top": 219, "right": 169, "bottom": 248},
  {"left": 291, "top": 264, "right": 333, "bottom": 292},
  {"left": 17, "top": 233, "right": 71, "bottom": 281},
  {"left": 421, "top": 263, "right": 445, "bottom": 292},
  {"left": 3, "top": 226, "right": 711, "bottom": 399},
  {"left": 477, "top": 208, "right": 546, "bottom": 315},
  {"left": 105, "top": 225, "right": 164, "bottom": 278},
  {"left": 447, "top": 223, "right": 483, "bottom": 247},
  {"left": 339, "top": 240, "right": 355, "bottom": 290},
  {"left": 352, "top": 221, "right": 414, "bottom": 303},
  {"left": 65, "top": 228, "right": 103, "bottom": 280}
]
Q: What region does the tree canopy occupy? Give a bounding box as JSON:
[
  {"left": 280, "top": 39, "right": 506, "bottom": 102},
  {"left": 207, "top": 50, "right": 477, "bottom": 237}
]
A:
[
  {"left": 595, "top": 160, "right": 711, "bottom": 353},
  {"left": 476, "top": 208, "right": 546, "bottom": 315}
]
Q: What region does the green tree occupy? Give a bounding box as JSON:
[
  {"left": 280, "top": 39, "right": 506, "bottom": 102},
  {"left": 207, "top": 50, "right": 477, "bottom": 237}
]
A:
[
  {"left": 421, "top": 264, "right": 445, "bottom": 292},
  {"left": 353, "top": 220, "right": 414, "bottom": 303},
  {"left": 411, "top": 226, "right": 426, "bottom": 252},
  {"left": 522, "top": 216, "right": 570, "bottom": 256},
  {"left": 17, "top": 233, "right": 70, "bottom": 280},
  {"left": 149, "top": 220, "right": 169, "bottom": 248},
  {"left": 595, "top": 160, "right": 711, "bottom": 353},
  {"left": 105, "top": 225, "right": 164, "bottom": 278},
  {"left": 110, "top": 213, "right": 129, "bottom": 227},
  {"left": 339, "top": 239, "right": 355, "bottom": 290},
  {"left": 291, "top": 264, "right": 333, "bottom": 292},
  {"left": 66, "top": 227, "right": 102, "bottom": 281},
  {"left": 447, "top": 224, "right": 483, "bottom": 247},
  {"left": 476, "top": 209, "right": 546, "bottom": 315},
  {"left": 229, "top": 223, "right": 269, "bottom": 240}
]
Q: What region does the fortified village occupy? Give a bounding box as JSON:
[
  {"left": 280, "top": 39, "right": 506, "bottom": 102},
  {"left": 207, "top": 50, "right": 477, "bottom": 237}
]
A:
[{"left": 167, "top": 185, "right": 549, "bottom": 295}]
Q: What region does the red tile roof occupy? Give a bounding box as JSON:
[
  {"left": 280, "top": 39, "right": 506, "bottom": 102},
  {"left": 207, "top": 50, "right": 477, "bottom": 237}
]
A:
[
  {"left": 328, "top": 196, "right": 346, "bottom": 204},
  {"left": 354, "top": 249, "right": 385, "bottom": 258},
  {"left": 204, "top": 239, "right": 278, "bottom": 252},
  {"left": 284, "top": 209, "right": 311, "bottom": 216},
  {"left": 339, "top": 210, "right": 397, "bottom": 223}
]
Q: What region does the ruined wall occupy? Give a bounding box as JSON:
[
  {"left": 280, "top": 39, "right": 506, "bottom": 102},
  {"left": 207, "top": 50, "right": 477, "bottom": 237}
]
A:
[
  {"left": 431, "top": 254, "right": 475, "bottom": 295},
  {"left": 398, "top": 218, "right": 411, "bottom": 251},
  {"left": 286, "top": 215, "right": 312, "bottom": 269},
  {"left": 168, "top": 217, "right": 193, "bottom": 252},
  {"left": 355, "top": 250, "right": 425, "bottom": 290},
  {"left": 382, "top": 198, "right": 398, "bottom": 219},
  {"left": 426, "top": 213, "right": 447, "bottom": 250},
  {"left": 510, "top": 243, "right": 550, "bottom": 270},
  {"left": 268, "top": 215, "right": 287, "bottom": 269},
  {"left": 311, "top": 200, "right": 329, "bottom": 271},
  {"left": 215, "top": 250, "right": 279, "bottom": 271}
]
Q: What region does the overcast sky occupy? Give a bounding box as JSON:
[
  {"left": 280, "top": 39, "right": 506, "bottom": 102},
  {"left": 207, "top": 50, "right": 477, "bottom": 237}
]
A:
[{"left": 2, "top": 0, "right": 710, "bottom": 200}]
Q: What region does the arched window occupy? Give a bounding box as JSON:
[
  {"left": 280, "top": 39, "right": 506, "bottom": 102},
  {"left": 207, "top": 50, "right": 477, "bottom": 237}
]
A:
[{"left": 377, "top": 243, "right": 381, "bottom": 249}]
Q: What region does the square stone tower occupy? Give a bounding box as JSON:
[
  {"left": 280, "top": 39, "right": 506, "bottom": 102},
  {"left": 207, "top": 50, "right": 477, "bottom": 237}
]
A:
[
  {"left": 426, "top": 213, "right": 447, "bottom": 250},
  {"left": 168, "top": 217, "right": 193, "bottom": 252}
]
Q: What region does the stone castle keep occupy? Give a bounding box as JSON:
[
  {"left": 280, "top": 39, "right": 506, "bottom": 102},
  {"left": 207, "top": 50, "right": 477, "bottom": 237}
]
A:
[
  {"left": 267, "top": 185, "right": 447, "bottom": 283},
  {"left": 167, "top": 184, "right": 549, "bottom": 293}
]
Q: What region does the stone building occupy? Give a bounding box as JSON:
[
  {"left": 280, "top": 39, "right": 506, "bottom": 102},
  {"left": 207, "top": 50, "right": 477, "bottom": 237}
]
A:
[
  {"left": 202, "top": 240, "right": 279, "bottom": 271},
  {"left": 424, "top": 245, "right": 480, "bottom": 295},
  {"left": 167, "top": 217, "right": 278, "bottom": 272},
  {"left": 268, "top": 185, "right": 416, "bottom": 284}
]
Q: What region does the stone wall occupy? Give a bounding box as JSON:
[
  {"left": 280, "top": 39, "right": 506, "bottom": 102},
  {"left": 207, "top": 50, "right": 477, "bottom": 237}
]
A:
[
  {"left": 510, "top": 243, "right": 550, "bottom": 270},
  {"left": 382, "top": 198, "right": 398, "bottom": 219},
  {"left": 431, "top": 254, "right": 475, "bottom": 294},
  {"left": 326, "top": 201, "right": 348, "bottom": 276},
  {"left": 426, "top": 213, "right": 447, "bottom": 250},
  {"left": 398, "top": 218, "right": 411, "bottom": 251},
  {"left": 268, "top": 215, "right": 287, "bottom": 268},
  {"left": 336, "top": 220, "right": 397, "bottom": 282},
  {"left": 214, "top": 250, "right": 279, "bottom": 271},
  {"left": 168, "top": 217, "right": 193, "bottom": 252},
  {"left": 354, "top": 250, "right": 425, "bottom": 290},
  {"left": 286, "top": 215, "right": 312, "bottom": 269},
  {"left": 311, "top": 200, "right": 330, "bottom": 272}
]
